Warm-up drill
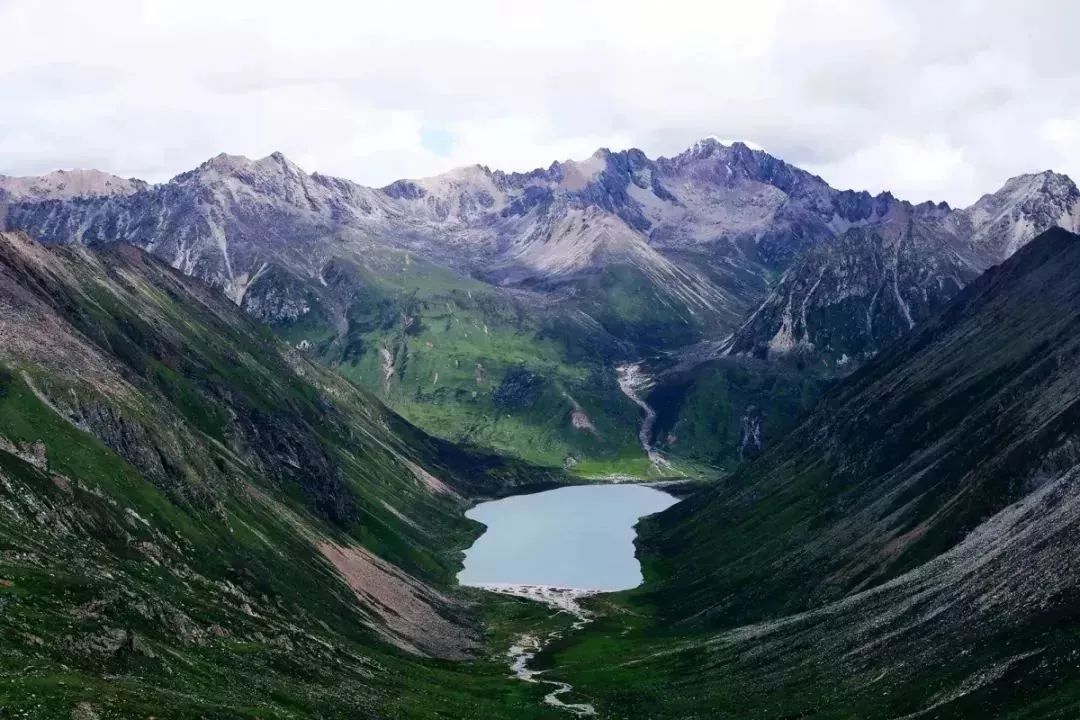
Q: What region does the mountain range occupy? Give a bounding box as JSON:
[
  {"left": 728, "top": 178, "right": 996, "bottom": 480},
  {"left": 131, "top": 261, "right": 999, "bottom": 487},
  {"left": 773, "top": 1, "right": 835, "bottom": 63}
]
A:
[{"left": 4, "top": 139, "right": 1078, "bottom": 473}]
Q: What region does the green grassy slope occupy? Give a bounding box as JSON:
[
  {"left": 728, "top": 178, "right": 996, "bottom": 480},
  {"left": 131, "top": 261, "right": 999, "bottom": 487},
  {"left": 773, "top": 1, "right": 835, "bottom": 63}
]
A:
[
  {"left": 253, "top": 247, "right": 653, "bottom": 471},
  {"left": 648, "top": 356, "right": 826, "bottom": 471},
  {"left": 0, "top": 233, "right": 566, "bottom": 718},
  {"left": 252, "top": 240, "right": 770, "bottom": 475}
]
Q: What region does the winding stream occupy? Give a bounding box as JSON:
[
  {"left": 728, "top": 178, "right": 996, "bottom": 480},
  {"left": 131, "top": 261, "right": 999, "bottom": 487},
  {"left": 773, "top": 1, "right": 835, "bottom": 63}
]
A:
[
  {"left": 482, "top": 585, "right": 598, "bottom": 716},
  {"left": 459, "top": 484, "right": 678, "bottom": 715}
]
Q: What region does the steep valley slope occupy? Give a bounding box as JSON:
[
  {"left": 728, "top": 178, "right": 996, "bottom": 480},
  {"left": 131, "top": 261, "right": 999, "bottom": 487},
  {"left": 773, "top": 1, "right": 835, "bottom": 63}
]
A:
[
  {"left": 0, "top": 231, "right": 572, "bottom": 718},
  {"left": 541, "top": 228, "right": 1080, "bottom": 718}
]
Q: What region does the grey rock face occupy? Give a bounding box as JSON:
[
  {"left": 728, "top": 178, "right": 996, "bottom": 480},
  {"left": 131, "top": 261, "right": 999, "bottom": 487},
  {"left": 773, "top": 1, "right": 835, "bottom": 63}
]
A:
[
  {"left": 726, "top": 171, "right": 1080, "bottom": 363},
  {"left": 0, "top": 141, "right": 889, "bottom": 297},
  {"left": 0, "top": 168, "right": 147, "bottom": 202},
  {"left": 3, "top": 143, "right": 1078, "bottom": 357},
  {"left": 958, "top": 170, "right": 1080, "bottom": 261}
]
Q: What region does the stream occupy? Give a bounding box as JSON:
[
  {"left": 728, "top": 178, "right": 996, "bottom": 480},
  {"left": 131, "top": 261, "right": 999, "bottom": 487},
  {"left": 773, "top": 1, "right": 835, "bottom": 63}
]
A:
[
  {"left": 482, "top": 585, "right": 598, "bottom": 716},
  {"left": 615, "top": 363, "right": 670, "bottom": 470},
  {"left": 459, "top": 484, "right": 678, "bottom": 715}
]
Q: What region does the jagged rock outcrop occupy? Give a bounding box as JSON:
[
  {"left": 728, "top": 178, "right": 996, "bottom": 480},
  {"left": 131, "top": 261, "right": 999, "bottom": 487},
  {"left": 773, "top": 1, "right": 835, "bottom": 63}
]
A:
[
  {"left": 7, "top": 141, "right": 1076, "bottom": 358},
  {"left": 726, "top": 171, "right": 1080, "bottom": 363},
  {"left": 0, "top": 140, "right": 909, "bottom": 332}
]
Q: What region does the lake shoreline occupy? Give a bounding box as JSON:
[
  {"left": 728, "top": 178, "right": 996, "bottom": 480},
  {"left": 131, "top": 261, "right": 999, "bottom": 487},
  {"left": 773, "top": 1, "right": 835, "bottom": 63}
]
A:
[
  {"left": 457, "top": 484, "right": 679, "bottom": 591},
  {"left": 464, "top": 476, "right": 703, "bottom": 511}
]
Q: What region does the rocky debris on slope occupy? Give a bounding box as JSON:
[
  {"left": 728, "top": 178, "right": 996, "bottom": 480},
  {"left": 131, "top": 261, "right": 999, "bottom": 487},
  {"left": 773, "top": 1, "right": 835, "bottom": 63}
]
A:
[
  {"left": 0, "top": 436, "right": 47, "bottom": 469},
  {"left": 317, "top": 541, "right": 477, "bottom": 659},
  {"left": 70, "top": 701, "right": 100, "bottom": 720},
  {"left": 737, "top": 410, "right": 763, "bottom": 459},
  {"left": 616, "top": 363, "right": 668, "bottom": 469}
]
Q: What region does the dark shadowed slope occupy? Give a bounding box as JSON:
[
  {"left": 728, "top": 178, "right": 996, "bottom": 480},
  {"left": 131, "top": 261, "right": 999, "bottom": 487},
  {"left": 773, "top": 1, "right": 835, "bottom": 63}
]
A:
[
  {"left": 545, "top": 228, "right": 1080, "bottom": 718},
  {"left": 648, "top": 227, "right": 1080, "bottom": 625},
  {"left": 726, "top": 171, "right": 1080, "bottom": 365}
]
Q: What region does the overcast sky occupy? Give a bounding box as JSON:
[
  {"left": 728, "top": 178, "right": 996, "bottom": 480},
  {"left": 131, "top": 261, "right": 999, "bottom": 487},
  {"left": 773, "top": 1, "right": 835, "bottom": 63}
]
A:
[{"left": 1, "top": 0, "right": 1078, "bottom": 206}]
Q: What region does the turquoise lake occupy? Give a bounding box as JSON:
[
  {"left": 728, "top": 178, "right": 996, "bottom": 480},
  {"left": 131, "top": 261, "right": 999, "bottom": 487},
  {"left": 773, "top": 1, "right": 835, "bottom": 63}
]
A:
[{"left": 457, "top": 484, "right": 679, "bottom": 591}]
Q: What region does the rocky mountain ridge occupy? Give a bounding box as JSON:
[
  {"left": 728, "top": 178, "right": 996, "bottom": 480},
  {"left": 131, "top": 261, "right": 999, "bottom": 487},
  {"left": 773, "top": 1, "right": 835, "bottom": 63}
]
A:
[
  {"left": 726, "top": 169, "right": 1080, "bottom": 363},
  {"left": 0, "top": 139, "right": 917, "bottom": 320},
  {"left": 5, "top": 142, "right": 1078, "bottom": 470},
  {"left": 0, "top": 168, "right": 147, "bottom": 202},
  {"left": 7, "top": 141, "right": 1071, "bottom": 345}
]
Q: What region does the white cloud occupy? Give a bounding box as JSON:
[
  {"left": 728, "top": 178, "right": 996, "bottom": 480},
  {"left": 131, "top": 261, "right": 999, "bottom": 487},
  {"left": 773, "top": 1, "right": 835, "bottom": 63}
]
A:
[
  {"left": 0, "top": 0, "right": 1078, "bottom": 205},
  {"left": 806, "top": 135, "right": 977, "bottom": 205}
]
